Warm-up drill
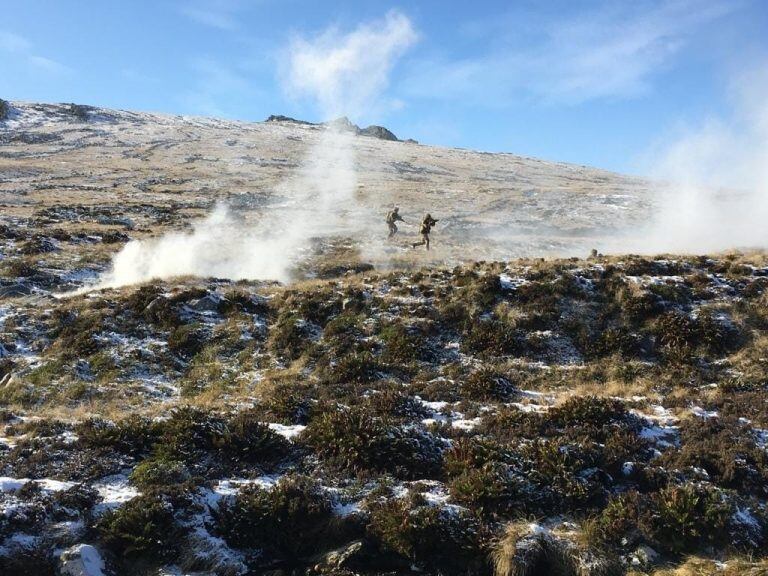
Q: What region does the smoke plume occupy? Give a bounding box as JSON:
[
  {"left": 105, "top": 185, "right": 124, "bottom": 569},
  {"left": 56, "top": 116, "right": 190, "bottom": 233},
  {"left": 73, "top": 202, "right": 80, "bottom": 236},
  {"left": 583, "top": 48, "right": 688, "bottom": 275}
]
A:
[
  {"left": 621, "top": 61, "right": 768, "bottom": 253},
  {"left": 96, "top": 11, "right": 416, "bottom": 289}
]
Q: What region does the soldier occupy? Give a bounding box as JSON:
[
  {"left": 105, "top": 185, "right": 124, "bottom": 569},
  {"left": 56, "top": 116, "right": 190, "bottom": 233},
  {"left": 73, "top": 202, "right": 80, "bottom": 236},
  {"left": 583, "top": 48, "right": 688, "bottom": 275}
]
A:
[
  {"left": 386, "top": 206, "right": 405, "bottom": 237},
  {"left": 412, "top": 213, "right": 438, "bottom": 250}
]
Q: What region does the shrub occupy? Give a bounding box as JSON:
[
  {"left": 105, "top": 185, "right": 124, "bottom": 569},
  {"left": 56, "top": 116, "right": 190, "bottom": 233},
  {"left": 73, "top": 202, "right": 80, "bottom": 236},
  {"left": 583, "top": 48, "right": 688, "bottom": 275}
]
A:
[
  {"left": 302, "top": 406, "right": 444, "bottom": 479},
  {"left": 448, "top": 463, "right": 528, "bottom": 517},
  {"left": 659, "top": 417, "right": 768, "bottom": 495},
  {"left": 363, "top": 386, "right": 429, "bottom": 420},
  {"left": 319, "top": 350, "right": 379, "bottom": 385},
  {"left": 379, "top": 322, "right": 425, "bottom": 364},
  {"left": 462, "top": 317, "right": 519, "bottom": 357},
  {"left": 222, "top": 409, "right": 291, "bottom": 465},
  {"left": 168, "top": 323, "right": 206, "bottom": 359},
  {"left": 76, "top": 415, "right": 159, "bottom": 456},
  {"left": 0, "top": 543, "right": 57, "bottom": 576},
  {"left": 549, "top": 396, "right": 629, "bottom": 429},
  {"left": 256, "top": 382, "right": 312, "bottom": 424},
  {"left": 654, "top": 312, "right": 697, "bottom": 363},
  {"left": 443, "top": 436, "right": 513, "bottom": 477},
  {"left": 215, "top": 475, "right": 333, "bottom": 558},
  {"left": 65, "top": 102, "right": 92, "bottom": 121},
  {"left": 367, "top": 496, "right": 483, "bottom": 574},
  {"left": 0, "top": 98, "right": 9, "bottom": 121},
  {"left": 642, "top": 483, "right": 733, "bottom": 554},
  {"left": 97, "top": 491, "right": 181, "bottom": 560},
  {"left": 153, "top": 406, "right": 228, "bottom": 466},
  {"left": 589, "top": 484, "right": 734, "bottom": 555},
  {"left": 130, "top": 457, "right": 191, "bottom": 489},
  {"left": 268, "top": 313, "right": 313, "bottom": 361},
  {"left": 461, "top": 367, "right": 517, "bottom": 401}
]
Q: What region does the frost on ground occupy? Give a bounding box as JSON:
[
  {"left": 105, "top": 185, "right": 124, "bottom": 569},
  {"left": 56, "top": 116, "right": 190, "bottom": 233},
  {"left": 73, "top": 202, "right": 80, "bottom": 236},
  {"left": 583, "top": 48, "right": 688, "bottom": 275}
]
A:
[{"left": 1, "top": 252, "right": 768, "bottom": 574}]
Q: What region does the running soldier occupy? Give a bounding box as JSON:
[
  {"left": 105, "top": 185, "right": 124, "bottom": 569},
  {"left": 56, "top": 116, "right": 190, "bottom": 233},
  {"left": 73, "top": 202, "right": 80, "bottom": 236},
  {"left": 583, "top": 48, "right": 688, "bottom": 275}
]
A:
[
  {"left": 386, "top": 206, "right": 405, "bottom": 237},
  {"left": 412, "top": 213, "right": 438, "bottom": 250}
]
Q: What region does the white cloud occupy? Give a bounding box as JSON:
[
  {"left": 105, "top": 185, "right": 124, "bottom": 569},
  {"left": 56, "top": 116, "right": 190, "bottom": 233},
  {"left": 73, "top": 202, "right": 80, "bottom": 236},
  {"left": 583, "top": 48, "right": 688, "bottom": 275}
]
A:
[
  {"left": 282, "top": 10, "right": 418, "bottom": 121},
  {"left": 403, "top": 0, "right": 734, "bottom": 106},
  {"left": 0, "top": 30, "right": 69, "bottom": 74}
]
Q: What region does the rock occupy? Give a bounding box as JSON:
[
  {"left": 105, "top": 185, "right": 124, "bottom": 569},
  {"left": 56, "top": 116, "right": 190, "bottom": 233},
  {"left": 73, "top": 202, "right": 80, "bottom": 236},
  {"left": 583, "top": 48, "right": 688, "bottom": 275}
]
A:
[
  {"left": 359, "top": 125, "right": 398, "bottom": 141},
  {"left": 0, "top": 282, "right": 33, "bottom": 298},
  {"left": 324, "top": 116, "right": 359, "bottom": 133},
  {"left": 265, "top": 114, "right": 315, "bottom": 125},
  {"left": 630, "top": 544, "right": 659, "bottom": 567},
  {"left": 59, "top": 544, "right": 108, "bottom": 576},
  {"left": 313, "top": 539, "right": 370, "bottom": 572}
]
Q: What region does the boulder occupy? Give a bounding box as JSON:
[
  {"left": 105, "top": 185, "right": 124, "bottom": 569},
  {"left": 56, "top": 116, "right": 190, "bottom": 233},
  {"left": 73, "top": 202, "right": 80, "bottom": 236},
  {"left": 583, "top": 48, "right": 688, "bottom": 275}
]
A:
[
  {"left": 359, "top": 125, "right": 398, "bottom": 141},
  {"left": 59, "top": 544, "right": 108, "bottom": 576}
]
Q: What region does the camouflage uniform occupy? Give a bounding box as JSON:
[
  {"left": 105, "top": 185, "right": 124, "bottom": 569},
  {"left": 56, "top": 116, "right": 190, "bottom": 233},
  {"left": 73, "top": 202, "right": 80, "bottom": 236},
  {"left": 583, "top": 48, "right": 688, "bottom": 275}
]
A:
[
  {"left": 386, "top": 207, "right": 405, "bottom": 237},
  {"left": 412, "top": 214, "right": 438, "bottom": 250}
]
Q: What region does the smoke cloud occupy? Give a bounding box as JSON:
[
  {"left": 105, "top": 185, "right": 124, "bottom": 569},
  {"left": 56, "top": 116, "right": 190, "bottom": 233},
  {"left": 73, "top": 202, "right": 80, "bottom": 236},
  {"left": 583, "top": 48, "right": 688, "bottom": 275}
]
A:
[
  {"left": 621, "top": 61, "right": 768, "bottom": 253},
  {"left": 96, "top": 11, "right": 417, "bottom": 289},
  {"left": 283, "top": 11, "right": 417, "bottom": 119}
]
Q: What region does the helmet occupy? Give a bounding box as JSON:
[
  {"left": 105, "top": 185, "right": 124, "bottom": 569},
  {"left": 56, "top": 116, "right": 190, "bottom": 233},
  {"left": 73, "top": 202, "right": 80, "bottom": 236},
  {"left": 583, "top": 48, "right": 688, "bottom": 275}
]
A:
[
  {"left": 393, "top": 206, "right": 399, "bottom": 212},
  {"left": 425, "top": 213, "right": 431, "bottom": 219}
]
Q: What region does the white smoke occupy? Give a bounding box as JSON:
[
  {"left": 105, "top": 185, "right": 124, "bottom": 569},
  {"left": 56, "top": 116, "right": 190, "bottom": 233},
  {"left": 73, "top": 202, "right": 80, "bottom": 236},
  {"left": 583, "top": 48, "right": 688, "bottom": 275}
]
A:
[
  {"left": 283, "top": 10, "right": 417, "bottom": 119},
  {"left": 96, "top": 11, "right": 416, "bottom": 289},
  {"left": 622, "top": 61, "right": 768, "bottom": 253}
]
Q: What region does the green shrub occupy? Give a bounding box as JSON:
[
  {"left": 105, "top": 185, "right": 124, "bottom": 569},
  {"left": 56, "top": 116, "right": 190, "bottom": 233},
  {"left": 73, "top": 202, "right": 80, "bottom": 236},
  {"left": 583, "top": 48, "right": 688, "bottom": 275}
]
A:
[
  {"left": 461, "top": 367, "right": 516, "bottom": 401},
  {"left": 379, "top": 322, "right": 425, "bottom": 364},
  {"left": 642, "top": 483, "right": 733, "bottom": 554},
  {"left": 0, "top": 99, "right": 9, "bottom": 121},
  {"left": 76, "top": 416, "right": 159, "bottom": 456},
  {"left": 462, "top": 317, "right": 519, "bottom": 357},
  {"left": 153, "top": 406, "right": 228, "bottom": 465},
  {"left": 443, "top": 436, "right": 512, "bottom": 477},
  {"left": 302, "top": 406, "right": 444, "bottom": 479},
  {"left": 448, "top": 462, "right": 528, "bottom": 517},
  {"left": 65, "top": 102, "right": 92, "bottom": 121},
  {"left": 319, "top": 350, "right": 379, "bottom": 385},
  {"left": 0, "top": 543, "right": 57, "bottom": 576},
  {"left": 222, "top": 409, "right": 291, "bottom": 465},
  {"left": 168, "top": 323, "right": 206, "bottom": 359},
  {"left": 367, "top": 496, "right": 482, "bottom": 574},
  {"left": 130, "top": 457, "right": 191, "bottom": 489},
  {"left": 268, "top": 313, "right": 313, "bottom": 361},
  {"left": 257, "top": 382, "right": 312, "bottom": 424},
  {"left": 550, "top": 395, "right": 629, "bottom": 428},
  {"left": 97, "top": 491, "right": 181, "bottom": 560},
  {"left": 654, "top": 312, "right": 697, "bottom": 363},
  {"left": 215, "top": 475, "right": 333, "bottom": 558},
  {"left": 659, "top": 416, "right": 768, "bottom": 495}
]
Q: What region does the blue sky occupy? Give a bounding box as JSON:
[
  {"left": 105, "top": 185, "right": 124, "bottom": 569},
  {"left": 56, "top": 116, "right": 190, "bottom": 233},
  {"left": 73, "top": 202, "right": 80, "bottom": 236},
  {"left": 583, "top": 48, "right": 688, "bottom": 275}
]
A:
[{"left": 1, "top": 0, "right": 766, "bottom": 174}]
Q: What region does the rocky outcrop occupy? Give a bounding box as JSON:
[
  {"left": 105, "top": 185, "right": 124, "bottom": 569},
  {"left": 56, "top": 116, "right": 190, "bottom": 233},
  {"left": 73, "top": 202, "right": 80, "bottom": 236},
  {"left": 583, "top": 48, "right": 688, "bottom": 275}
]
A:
[
  {"left": 359, "top": 125, "right": 398, "bottom": 141},
  {"left": 266, "top": 114, "right": 400, "bottom": 141},
  {"left": 265, "top": 114, "right": 315, "bottom": 125}
]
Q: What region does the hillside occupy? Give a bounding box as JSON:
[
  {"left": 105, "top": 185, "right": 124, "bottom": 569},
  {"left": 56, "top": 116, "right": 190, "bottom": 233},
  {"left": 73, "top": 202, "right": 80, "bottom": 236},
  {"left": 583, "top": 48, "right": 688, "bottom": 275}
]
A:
[
  {"left": 1, "top": 102, "right": 768, "bottom": 575},
  {"left": 0, "top": 101, "right": 652, "bottom": 280}
]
